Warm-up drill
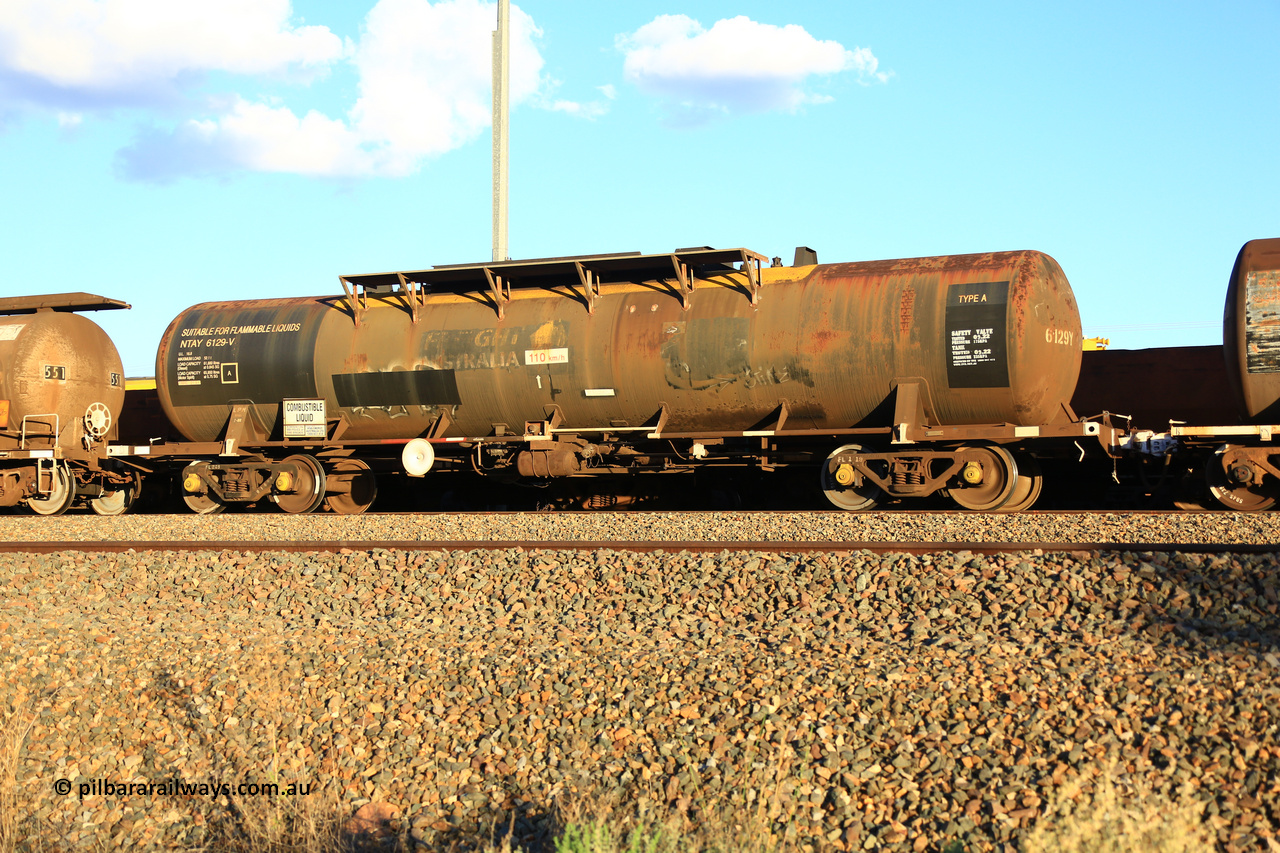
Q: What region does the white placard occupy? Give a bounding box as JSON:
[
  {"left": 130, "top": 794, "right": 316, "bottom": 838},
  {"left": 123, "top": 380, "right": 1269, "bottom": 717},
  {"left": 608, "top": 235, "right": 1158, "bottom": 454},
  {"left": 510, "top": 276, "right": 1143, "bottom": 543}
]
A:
[
  {"left": 0, "top": 325, "right": 25, "bottom": 341},
  {"left": 524, "top": 347, "right": 569, "bottom": 365},
  {"left": 282, "top": 398, "right": 327, "bottom": 438}
]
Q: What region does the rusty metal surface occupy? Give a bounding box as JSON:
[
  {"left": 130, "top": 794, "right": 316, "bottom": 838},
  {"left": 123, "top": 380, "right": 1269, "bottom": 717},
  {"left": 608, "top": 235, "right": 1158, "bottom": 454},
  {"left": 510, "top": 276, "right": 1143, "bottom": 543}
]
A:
[
  {"left": 0, "top": 312, "right": 125, "bottom": 457},
  {"left": 1072, "top": 345, "right": 1235, "bottom": 427},
  {"left": 156, "top": 248, "right": 1082, "bottom": 443},
  {"left": 0, "top": 293, "right": 130, "bottom": 315},
  {"left": 1224, "top": 237, "right": 1280, "bottom": 421}
]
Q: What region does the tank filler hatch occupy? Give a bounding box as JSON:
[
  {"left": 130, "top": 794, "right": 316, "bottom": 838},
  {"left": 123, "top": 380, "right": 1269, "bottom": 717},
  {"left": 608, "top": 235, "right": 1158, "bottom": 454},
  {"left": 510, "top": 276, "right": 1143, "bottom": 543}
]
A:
[
  {"left": 0, "top": 293, "right": 131, "bottom": 315},
  {"left": 338, "top": 247, "right": 769, "bottom": 323}
]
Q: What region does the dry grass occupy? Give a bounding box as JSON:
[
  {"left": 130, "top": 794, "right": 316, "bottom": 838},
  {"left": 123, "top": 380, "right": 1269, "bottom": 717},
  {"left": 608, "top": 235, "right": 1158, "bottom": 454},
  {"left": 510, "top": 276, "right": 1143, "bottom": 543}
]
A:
[
  {"left": 210, "top": 787, "right": 348, "bottom": 853},
  {"left": 0, "top": 693, "right": 36, "bottom": 853},
  {"left": 472, "top": 780, "right": 792, "bottom": 853},
  {"left": 184, "top": 635, "right": 351, "bottom": 853},
  {"left": 1024, "top": 769, "right": 1213, "bottom": 853}
]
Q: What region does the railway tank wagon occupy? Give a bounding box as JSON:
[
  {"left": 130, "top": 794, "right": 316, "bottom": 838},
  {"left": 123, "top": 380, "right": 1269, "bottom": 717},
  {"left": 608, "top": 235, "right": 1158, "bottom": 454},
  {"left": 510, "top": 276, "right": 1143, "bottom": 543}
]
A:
[
  {"left": 1181, "top": 237, "right": 1280, "bottom": 510},
  {"left": 152, "top": 246, "right": 1096, "bottom": 513},
  {"left": 0, "top": 293, "right": 136, "bottom": 515}
]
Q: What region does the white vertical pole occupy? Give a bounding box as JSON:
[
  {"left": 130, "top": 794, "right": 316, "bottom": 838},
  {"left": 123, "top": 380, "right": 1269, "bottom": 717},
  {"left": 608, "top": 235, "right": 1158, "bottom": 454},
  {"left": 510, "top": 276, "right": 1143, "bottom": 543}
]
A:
[{"left": 492, "top": 0, "right": 510, "bottom": 262}]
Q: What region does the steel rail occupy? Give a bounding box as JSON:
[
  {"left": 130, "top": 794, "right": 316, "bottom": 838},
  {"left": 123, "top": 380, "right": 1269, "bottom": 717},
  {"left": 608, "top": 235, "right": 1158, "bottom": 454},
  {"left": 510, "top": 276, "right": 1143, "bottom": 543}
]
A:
[{"left": 0, "top": 540, "right": 1276, "bottom": 556}]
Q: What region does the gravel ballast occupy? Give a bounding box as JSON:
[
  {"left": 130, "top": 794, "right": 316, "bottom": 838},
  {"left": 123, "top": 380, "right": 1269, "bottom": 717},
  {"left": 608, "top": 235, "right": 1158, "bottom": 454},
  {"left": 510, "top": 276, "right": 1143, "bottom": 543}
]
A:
[
  {"left": 1, "top": 509, "right": 1279, "bottom": 544},
  {"left": 2, "top": 539, "right": 1278, "bottom": 851}
]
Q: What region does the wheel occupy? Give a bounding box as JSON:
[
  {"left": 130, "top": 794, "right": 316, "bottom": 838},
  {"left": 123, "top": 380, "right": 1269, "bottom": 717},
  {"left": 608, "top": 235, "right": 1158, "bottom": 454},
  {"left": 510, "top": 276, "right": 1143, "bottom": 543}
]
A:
[
  {"left": 996, "top": 454, "right": 1042, "bottom": 513},
  {"left": 323, "top": 459, "right": 378, "bottom": 515},
  {"left": 90, "top": 477, "right": 138, "bottom": 516},
  {"left": 27, "top": 462, "right": 74, "bottom": 516},
  {"left": 949, "top": 446, "right": 1018, "bottom": 512},
  {"left": 1206, "top": 447, "right": 1277, "bottom": 512},
  {"left": 274, "top": 454, "right": 326, "bottom": 514},
  {"left": 180, "top": 464, "right": 225, "bottom": 514},
  {"left": 183, "top": 492, "right": 226, "bottom": 514},
  {"left": 820, "top": 444, "right": 882, "bottom": 511}
]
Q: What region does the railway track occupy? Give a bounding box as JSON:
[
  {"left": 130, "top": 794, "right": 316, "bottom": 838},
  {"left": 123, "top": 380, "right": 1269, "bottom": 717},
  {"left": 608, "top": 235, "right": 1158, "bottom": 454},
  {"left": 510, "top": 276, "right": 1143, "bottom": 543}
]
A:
[
  {"left": 1, "top": 538, "right": 1277, "bottom": 555},
  {"left": 2, "top": 508, "right": 1276, "bottom": 554}
]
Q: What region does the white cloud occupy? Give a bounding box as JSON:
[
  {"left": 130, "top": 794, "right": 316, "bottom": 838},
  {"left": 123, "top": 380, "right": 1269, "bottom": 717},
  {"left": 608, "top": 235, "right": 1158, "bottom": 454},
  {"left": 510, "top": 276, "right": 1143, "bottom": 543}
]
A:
[
  {"left": 110, "top": 0, "right": 552, "bottom": 179},
  {"left": 0, "top": 0, "right": 345, "bottom": 106},
  {"left": 2, "top": 0, "right": 565, "bottom": 179},
  {"left": 348, "top": 0, "right": 543, "bottom": 166},
  {"left": 617, "top": 14, "right": 887, "bottom": 124},
  {"left": 545, "top": 99, "right": 608, "bottom": 120}
]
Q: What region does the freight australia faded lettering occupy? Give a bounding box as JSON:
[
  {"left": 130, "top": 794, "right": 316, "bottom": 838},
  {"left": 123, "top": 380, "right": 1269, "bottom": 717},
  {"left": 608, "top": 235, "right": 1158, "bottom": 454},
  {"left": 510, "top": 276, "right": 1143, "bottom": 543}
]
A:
[{"left": 422, "top": 324, "right": 569, "bottom": 371}]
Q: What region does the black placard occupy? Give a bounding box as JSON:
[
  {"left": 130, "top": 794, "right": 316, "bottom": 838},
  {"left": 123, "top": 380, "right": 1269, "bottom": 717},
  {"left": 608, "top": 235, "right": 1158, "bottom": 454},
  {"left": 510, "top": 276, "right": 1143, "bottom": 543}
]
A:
[
  {"left": 945, "top": 281, "right": 1009, "bottom": 388},
  {"left": 168, "top": 306, "right": 321, "bottom": 407},
  {"left": 333, "top": 370, "right": 462, "bottom": 408}
]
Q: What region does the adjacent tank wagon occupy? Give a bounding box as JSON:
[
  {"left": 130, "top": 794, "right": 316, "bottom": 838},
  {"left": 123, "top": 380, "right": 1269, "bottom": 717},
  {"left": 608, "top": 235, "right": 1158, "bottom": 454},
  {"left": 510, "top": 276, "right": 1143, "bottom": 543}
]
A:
[
  {"left": 1165, "top": 238, "right": 1280, "bottom": 510},
  {"left": 0, "top": 293, "right": 136, "bottom": 514}
]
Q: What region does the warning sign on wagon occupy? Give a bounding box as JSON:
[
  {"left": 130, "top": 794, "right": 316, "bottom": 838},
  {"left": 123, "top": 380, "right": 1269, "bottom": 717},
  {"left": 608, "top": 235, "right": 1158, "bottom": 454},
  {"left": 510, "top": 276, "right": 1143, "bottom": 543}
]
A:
[{"left": 282, "top": 398, "right": 327, "bottom": 438}]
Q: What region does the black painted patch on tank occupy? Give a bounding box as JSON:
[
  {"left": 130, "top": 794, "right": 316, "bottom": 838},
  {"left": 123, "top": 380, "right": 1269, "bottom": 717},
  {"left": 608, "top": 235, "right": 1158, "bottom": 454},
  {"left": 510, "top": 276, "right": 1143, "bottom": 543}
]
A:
[
  {"left": 945, "top": 281, "right": 1009, "bottom": 389},
  {"left": 333, "top": 370, "right": 462, "bottom": 407},
  {"left": 1245, "top": 271, "right": 1280, "bottom": 374}
]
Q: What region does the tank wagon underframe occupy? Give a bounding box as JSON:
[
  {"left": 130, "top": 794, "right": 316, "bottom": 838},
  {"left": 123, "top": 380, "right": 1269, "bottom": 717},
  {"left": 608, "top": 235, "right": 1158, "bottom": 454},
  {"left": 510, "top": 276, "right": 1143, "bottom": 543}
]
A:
[{"left": 117, "top": 423, "right": 1113, "bottom": 515}]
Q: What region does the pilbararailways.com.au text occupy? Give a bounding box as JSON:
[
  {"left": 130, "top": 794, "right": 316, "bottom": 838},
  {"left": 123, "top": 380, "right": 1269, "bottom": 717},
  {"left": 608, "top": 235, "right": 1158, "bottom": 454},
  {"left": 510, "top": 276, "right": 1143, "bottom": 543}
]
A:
[{"left": 53, "top": 777, "right": 315, "bottom": 800}]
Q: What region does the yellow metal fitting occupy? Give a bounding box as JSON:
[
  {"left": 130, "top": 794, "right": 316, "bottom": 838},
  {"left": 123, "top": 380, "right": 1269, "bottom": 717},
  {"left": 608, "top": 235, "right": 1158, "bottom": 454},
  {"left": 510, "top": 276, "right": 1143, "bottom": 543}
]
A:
[
  {"left": 182, "top": 473, "right": 202, "bottom": 493},
  {"left": 962, "top": 461, "right": 984, "bottom": 484},
  {"left": 276, "top": 471, "right": 294, "bottom": 492},
  {"left": 834, "top": 463, "right": 856, "bottom": 486}
]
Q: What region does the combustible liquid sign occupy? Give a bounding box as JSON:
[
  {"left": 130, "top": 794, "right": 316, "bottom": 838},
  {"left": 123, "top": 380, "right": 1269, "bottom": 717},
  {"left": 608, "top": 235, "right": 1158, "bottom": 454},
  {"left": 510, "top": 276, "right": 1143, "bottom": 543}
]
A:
[{"left": 283, "top": 398, "right": 327, "bottom": 438}]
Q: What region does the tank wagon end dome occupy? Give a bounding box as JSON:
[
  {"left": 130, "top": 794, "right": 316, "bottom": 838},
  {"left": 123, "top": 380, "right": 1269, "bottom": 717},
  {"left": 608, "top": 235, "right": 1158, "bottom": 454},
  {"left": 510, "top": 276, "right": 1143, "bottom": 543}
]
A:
[
  {"left": 0, "top": 307, "right": 126, "bottom": 448},
  {"left": 1224, "top": 238, "right": 1280, "bottom": 422}
]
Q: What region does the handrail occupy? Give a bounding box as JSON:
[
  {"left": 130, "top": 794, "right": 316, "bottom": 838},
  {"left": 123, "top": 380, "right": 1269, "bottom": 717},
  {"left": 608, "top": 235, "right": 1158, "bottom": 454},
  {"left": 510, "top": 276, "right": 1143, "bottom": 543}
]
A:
[{"left": 338, "top": 247, "right": 771, "bottom": 319}]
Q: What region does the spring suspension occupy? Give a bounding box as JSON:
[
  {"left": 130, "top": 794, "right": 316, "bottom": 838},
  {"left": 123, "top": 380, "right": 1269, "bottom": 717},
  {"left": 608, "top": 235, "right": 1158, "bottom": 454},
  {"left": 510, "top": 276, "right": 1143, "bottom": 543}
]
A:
[
  {"left": 223, "top": 474, "right": 253, "bottom": 498},
  {"left": 893, "top": 470, "right": 924, "bottom": 487}
]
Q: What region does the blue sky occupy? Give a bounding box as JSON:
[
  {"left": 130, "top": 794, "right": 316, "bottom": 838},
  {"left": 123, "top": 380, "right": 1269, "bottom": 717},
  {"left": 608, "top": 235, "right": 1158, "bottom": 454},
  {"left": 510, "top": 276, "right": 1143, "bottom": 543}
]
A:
[{"left": 1, "top": 0, "right": 1277, "bottom": 375}]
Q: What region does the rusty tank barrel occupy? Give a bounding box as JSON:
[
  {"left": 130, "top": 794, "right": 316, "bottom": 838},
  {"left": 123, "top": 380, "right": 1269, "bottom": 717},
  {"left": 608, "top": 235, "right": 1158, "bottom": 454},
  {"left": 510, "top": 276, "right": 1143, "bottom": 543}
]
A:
[
  {"left": 0, "top": 302, "right": 126, "bottom": 454},
  {"left": 155, "top": 249, "right": 1082, "bottom": 443},
  {"left": 1224, "top": 238, "right": 1280, "bottom": 422}
]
